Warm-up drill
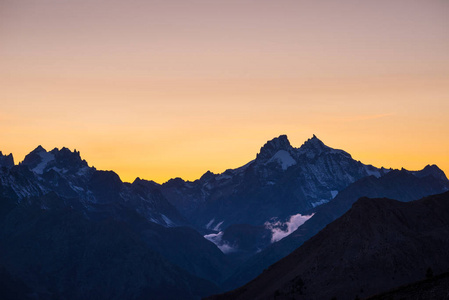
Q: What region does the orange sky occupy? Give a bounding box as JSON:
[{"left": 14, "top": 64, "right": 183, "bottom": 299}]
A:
[{"left": 1, "top": 0, "right": 448, "bottom": 183}]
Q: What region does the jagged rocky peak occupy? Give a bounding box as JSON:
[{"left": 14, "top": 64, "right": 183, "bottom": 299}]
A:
[
  {"left": 200, "top": 170, "right": 216, "bottom": 182},
  {"left": 21, "top": 145, "right": 54, "bottom": 172},
  {"left": 49, "top": 147, "right": 88, "bottom": 169},
  {"left": 0, "top": 151, "right": 14, "bottom": 168},
  {"left": 132, "top": 177, "right": 160, "bottom": 189},
  {"left": 256, "top": 134, "right": 293, "bottom": 161},
  {"left": 133, "top": 177, "right": 146, "bottom": 185},
  {"left": 412, "top": 164, "right": 448, "bottom": 182},
  {"left": 33, "top": 145, "right": 46, "bottom": 153},
  {"left": 163, "top": 177, "right": 187, "bottom": 188},
  {"left": 299, "top": 134, "right": 327, "bottom": 151},
  {"left": 22, "top": 146, "right": 89, "bottom": 175},
  {"left": 298, "top": 134, "right": 351, "bottom": 158}
]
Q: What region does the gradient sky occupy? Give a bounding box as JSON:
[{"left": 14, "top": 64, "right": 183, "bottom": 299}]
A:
[{"left": 1, "top": 0, "right": 448, "bottom": 183}]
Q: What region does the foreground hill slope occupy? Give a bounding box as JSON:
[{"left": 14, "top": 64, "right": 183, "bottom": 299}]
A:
[
  {"left": 211, "top": 191, "right": 449, "bottom": 300},
  {"left": 366, "top": 271, "right": 449, "bottom": 300}
]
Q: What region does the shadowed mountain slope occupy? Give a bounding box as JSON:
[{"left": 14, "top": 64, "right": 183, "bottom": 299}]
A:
[
  {"left": 210, "top": 191, "right": 449, "bottom": 300},
  {"left": 366, "top": 271, "right": 449, "bottom": 300},
  {"left": 0, "top": 194, "right": 218, "bottom": 300},
  {"left": 0, "top": 147, "right": 233, "bottom": 296}
]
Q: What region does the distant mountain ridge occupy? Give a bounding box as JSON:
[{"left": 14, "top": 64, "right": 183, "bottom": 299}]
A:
[
  {"left": 2, "top": 137, "right": 447, "bottom": 257},
  {"left": 1, "top": 145, "right": 186, "bottom": 227}
]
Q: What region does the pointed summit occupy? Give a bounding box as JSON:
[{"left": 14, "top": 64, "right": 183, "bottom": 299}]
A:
[
  {"left": 21, "top": 146, "right": 89, "bottom": 175},
  {"left": 0, "top": 151, "right": 14, "bottom": 168},
  {"left": 297, "top": 135, "right": 327, "bottom": 154},
  {"left": 33, "top": 145, "right": 46, "bottom": 153},
  {"left": 22, "top": 145, "right": 50, "bottom": 167},
  {"left": 22, "top": 146, "right": 55, "bottom": 174},
  {"left": 256, "top": 135, "right": 293, "bottom": 161},
  {"left": 298, "top": 135, "right": 351, "bottom": 159},
  {"left": 200, "top": 170, "right": 215, "bottom": 182},
  {"left": 303, "top": 134, "right": 325, "bottom": 147}
]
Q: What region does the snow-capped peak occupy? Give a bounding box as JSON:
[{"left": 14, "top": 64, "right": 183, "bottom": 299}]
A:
[
  {"left": 21, "top": 146, "right": 90, "bottom": 176},
  {"left": 256, "top": 135, "right": 294, "bottom": 161}
]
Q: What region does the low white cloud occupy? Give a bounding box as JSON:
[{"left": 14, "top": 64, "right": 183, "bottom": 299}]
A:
[
  {"left": 204, "top": 231, "right": 238, "bottom": 254},
  {"left": 265, "top": 213, "right": 314, "bottom": 243}
]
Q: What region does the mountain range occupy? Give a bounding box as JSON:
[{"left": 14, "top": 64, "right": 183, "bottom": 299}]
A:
[
  {"left": 1, "top": 134, "right": 448, "bottom": 299},
  {"left": 157, "top": 135, "right": 389, "bottom": 230}
]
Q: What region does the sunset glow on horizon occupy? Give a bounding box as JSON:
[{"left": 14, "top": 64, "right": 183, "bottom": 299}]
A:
[{"left": 1, "top": 0, "right": 448, "bottom": 183}]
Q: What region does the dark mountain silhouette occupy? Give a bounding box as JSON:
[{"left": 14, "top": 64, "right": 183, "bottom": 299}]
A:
[
  {"left": 0, "top": 194, "right": 218, "bottom": 300},
  {"left": 223, "top": 168, "right": 449, "bottom": 290},
  {"left": 209, "top": 191, "right": 449, "bottom": 300},
  {"left": 0, "top": 151, "right": 14, "bottom": 168},
  {"left": 1, "top": 136, "right": 448, "bottom": 298}
]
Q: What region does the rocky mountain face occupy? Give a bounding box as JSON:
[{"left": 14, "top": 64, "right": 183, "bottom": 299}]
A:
[
  {"left": 0, "top": 151, "right": 14, "bottom": 168},
  {"left": 211, "top": 191, "right": 449, "bottom": 300},
  {"left": 158, "top": 135, "right": 388, "bottom": 230}
]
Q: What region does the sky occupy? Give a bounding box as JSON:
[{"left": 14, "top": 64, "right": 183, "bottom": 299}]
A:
[{"left": 1, "top": 0, "right": 448, "bottom": 183}]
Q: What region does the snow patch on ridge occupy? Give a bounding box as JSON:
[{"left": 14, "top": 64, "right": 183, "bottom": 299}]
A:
[
  {"left": 365, "top": 166, "right": 381, "bottom": 178},
  {"left": 216, "top": 174, "right": 232, "bottom": 180},
  {"left": 311, "top": 199, "right": 329, "bottom": 208},
  {"left": 161, "top": 214, "right": 174, "bottom": 227},
  {"left": 206, "top": 218, "right": 215, "bottom": 229},
  {"left": 267, "top": 150, "right": 297, "bottom": 170},
  {"left": 32, "top": 151, "right": 55, "bottom": 174},
  {"left": 331, "top": 190, "right": 338, "bottom": 199}
]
